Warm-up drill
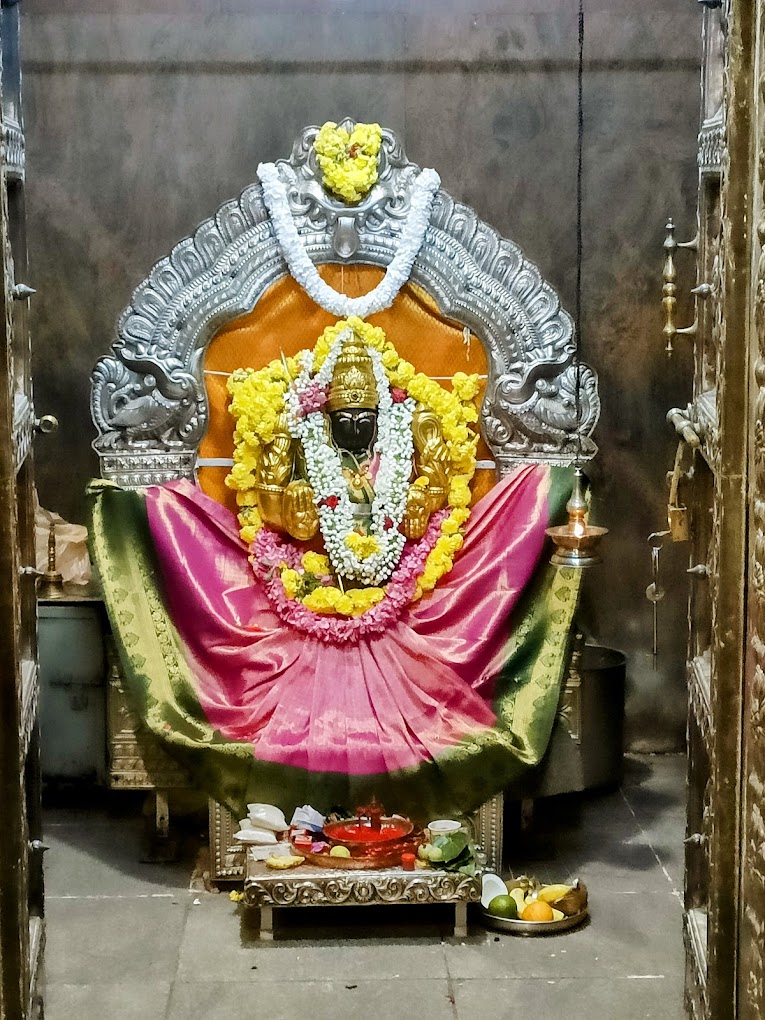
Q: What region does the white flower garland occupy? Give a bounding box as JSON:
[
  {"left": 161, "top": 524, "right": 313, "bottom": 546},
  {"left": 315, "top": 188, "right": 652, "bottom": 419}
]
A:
[
  {"left": 286, "top": 330, "right": 415, "bottom": 584},
  {"left": 258, "top": 161, "right": 441, "bottom": 319}
]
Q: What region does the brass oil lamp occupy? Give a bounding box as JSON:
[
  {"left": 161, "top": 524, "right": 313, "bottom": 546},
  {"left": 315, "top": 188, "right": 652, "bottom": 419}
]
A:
[
  {"left": 38, "top": 521, "right": 64, "bottom": 598},
  {"left": 545, "top": 468, "right": 608, "bottom": 568}
]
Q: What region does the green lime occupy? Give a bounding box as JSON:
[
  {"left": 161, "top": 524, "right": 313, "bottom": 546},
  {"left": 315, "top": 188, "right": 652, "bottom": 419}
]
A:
[
  {"left": 488, "top": 894, "right": 518, "bottom": 919},
  {"left": 329, "top": 845, "right": 351, "bottom": 858}
]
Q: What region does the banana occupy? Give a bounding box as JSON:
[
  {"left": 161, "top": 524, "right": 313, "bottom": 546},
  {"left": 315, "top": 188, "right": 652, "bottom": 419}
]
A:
[
  {"left": 265, "top": 853, "right": 305, "bottom": 869},
  {"left": 537, "top": 884, "right": 573, "bottom": 903},
  {"left": 508, "top": 888, "right": 527, "bottom": 912}
]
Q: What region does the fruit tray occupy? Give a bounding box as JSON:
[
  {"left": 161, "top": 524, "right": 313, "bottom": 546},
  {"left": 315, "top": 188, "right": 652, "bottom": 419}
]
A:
[
  {"left": 480, "top": 906, "right": 588, "bottom": 936},
  {"left": 482, "top": 877, "right": 589, "bottom": 936}
]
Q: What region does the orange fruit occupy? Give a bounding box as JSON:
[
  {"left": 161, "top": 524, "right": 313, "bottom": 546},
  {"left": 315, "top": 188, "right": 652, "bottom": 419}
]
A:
[{"left": 521, "top": 900, "right": 555, "bottom": 922}]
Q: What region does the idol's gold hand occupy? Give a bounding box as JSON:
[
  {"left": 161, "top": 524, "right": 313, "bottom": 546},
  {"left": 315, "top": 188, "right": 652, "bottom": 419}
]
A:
[{"left": 283, "top": 480, "right": 320, "bottom": 541}]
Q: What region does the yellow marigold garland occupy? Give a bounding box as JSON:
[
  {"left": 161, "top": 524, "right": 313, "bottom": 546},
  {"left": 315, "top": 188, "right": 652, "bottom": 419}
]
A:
[
  {"left": 226, "top": 317, "right": 480, "bottom": 614},
  {"left": 225, "top": 357, "right": 299, "bottom": 544},
  {"left": 313, "top": 122, "right": 383, "bottom": 204},
  {"left": 302, "top": 585, "right": 386, "bottom": 617}
]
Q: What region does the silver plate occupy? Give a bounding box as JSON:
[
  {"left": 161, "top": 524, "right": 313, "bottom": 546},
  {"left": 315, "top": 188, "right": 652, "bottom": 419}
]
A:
[{"left": 480, "top": 907, "right": 589, "bottom": 936}]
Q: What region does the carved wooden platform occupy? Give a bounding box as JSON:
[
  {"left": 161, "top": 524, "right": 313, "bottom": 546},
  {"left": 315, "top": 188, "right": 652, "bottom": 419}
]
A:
[{"left": 243, "top": 855, "right": 479, "bottom": 940}]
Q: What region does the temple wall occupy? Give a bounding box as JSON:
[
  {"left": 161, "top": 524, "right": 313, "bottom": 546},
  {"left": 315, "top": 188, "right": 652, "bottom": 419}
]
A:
[{"left": 22, "top": 0, "right": 700, "bottom": 751}]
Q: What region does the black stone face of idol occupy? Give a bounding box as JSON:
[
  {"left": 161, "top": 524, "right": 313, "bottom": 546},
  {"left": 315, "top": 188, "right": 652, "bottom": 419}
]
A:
[{"left": 329, "top": 408, "right": 378, "bottom": 454}]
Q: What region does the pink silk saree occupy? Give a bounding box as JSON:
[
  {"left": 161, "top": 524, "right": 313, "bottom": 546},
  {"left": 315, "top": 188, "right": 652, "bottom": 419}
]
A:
[{"left": 90, "top": 464, "right": 581, "bottom": 819}]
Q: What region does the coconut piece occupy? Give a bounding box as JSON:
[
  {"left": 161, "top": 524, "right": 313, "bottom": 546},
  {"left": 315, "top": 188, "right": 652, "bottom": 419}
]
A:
[{"left": 554, "top": 881, "right": 588, "bottom": 916}]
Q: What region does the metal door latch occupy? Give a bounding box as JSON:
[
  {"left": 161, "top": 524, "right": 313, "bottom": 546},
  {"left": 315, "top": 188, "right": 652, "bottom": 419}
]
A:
[
  {"left": 687, "top": 563, "right": 709, "bottom": 578},
  {"left": 684, "top": 832, "right": 707, "bottom": 847},
  {"left": 646, "top": 531, "right": 670, "bottom": 664},
  {"left": 34, "top": 414, "right": 58, "bottom": 435}
]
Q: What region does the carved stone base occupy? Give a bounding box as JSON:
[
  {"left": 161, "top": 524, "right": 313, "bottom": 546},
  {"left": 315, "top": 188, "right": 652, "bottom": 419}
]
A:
[
  {"left": 243, "top": 856, "right": 479, "bottom": 939},
  {"left": 209, "top": 798, "right": 247, "bottom": 881},
  {"left": 106, "top": 637, "right": 190, "bottom": 791}
]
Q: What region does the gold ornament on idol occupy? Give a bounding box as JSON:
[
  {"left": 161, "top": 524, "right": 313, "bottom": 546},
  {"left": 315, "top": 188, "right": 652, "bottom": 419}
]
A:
[{"left": 326, "top": 337, "right": 378, "bottom": 411}]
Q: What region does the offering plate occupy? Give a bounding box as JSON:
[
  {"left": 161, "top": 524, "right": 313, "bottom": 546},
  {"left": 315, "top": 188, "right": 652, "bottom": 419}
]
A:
[
  {"left": 291, "top": 829, "right": 423, "bottom": 869},
  {"left": 322, "top": 800, "right": 414, "bottom": 847},
  {"left": 322, "top": 816, "right": 414, "bottom": 846},
  {"left": 480, "top": 906, "right": 588, "bottom": 936},
  {"left": 481, "top": 877, "right": 589, "bottom": 936}
]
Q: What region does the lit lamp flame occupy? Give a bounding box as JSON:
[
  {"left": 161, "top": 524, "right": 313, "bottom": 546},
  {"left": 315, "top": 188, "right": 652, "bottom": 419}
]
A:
[{"left": 545, "top": 468, "right": 608, "bottom": 568}]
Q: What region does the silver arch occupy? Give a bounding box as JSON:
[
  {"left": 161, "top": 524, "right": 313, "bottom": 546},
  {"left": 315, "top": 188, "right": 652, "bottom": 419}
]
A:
[{"left": 91, "top": 120, "right": 599, "bottom": 487}]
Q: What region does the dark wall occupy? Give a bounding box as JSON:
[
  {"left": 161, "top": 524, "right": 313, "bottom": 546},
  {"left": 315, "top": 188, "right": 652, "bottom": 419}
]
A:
[{"left": 22, "top": 0, "right": 701, "bottom": 750}]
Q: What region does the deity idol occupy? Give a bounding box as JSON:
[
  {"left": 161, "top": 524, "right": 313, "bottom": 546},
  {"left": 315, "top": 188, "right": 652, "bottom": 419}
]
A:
[
  {"left": 222, "top": 317, "right": 483, "bottom": 626},
  {"left": 251, "top": 335, "right": 449, "bottom": 547}
]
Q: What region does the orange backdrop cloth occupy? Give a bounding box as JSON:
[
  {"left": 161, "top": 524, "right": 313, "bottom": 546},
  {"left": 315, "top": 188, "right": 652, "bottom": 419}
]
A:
[{"left": 198, "top": 265, "right": 495, "bottom": 515}]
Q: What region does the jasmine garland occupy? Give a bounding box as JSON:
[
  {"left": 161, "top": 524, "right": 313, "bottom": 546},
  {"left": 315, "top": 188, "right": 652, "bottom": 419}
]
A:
[{"left": 257, "top": 161, "right": 441, "bottom": 320}]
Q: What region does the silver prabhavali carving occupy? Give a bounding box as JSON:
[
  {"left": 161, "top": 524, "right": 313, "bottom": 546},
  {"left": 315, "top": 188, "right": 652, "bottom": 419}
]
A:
[
  {"left": 91, "top": 120, "right": 599, "bottom": 485},
  {"left": 12, "top": 391, "right": 35, "bottom": 474},
  {"left": 2, "top": 118, "right": 25, "bottom": 181},
  {"left": 243, "top": 865, "right": 479, "bottom": 908},
  {"left": 698, "top": 110, "right": 725, "bottom": 177}
]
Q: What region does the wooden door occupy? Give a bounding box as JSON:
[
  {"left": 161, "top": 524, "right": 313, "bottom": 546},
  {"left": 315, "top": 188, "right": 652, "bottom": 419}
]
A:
[
  {"left": 738, "top": 1, "right": 765, "bottom": 1013},
  {"left": 0, "top": 2, "right": 51, "bottom": 1016},
  {"left": 677, "top": 1, "right": 764, "bottom": 1016}
]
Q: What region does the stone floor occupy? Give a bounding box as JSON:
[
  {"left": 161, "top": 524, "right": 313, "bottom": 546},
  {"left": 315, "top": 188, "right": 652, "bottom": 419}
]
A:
[{"left": 43, "top": 754, "right": 686, "bottom": 1019}]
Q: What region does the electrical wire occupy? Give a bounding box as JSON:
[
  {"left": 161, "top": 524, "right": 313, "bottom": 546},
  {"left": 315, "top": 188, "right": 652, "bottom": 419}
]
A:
[{"left": 575, "top": 0, "right": 584, "bottom": 464}]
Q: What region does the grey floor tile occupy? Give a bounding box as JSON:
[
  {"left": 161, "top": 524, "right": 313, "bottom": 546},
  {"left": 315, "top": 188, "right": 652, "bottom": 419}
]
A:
[
  {"left": 44, "top": 810, "right": 198, "bottom": 897},
  {"left": 551, "top": 844, "right": 680, "bottom": 895},
  {"left": 445, "top": 889, "right": 683, "bottom": 980},
  {"left": 40, "top": 754, "right": 686, "bottom": 1014},
  {"left": 506, "top": 756, "right": 685, "bottom": 904},
  {"left": 178, "top": 895, "right": 449, "bottom": 981},
  {"left": 46, "top": 895, "right": 190, "bottom": 985},
  {"left": 509, "top": 840, "right": 680, "bottom": 899},
  {"left": 453, "top": 976, "right": 685, "bottom": 1020},
  {"left": 45, "top": 982, "right": 172, "bottom": 1020},
  {"left": 623, "top": 752, "right": 686, "bottom": 792},
  {"left": 167, "top": 979, "right": 455, "bottom": 1020}
]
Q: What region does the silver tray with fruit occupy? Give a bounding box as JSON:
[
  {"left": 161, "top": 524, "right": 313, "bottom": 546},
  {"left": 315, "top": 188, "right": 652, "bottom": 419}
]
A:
[{"left": 480, "top": 875, "right": 589, "bottom": 936}]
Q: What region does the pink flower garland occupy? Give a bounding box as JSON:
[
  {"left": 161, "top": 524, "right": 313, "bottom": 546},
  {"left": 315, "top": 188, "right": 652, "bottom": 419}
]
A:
[{"left": 250, "top": 510, "right": 450, "bottom": 644}]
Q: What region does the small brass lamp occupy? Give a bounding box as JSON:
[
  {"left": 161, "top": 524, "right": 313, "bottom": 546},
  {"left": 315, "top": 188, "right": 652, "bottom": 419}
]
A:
[
  {"left": 545, "top": 468, "right": 608, "bottom": 568},
  {"left": 38, "top": 521, "right": 64, "bottom": 598}
]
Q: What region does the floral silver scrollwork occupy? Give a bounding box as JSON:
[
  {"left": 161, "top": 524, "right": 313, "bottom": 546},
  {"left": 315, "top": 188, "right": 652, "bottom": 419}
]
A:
[
  {"left": 91, "top": 120, "right": 599, "bottom": 486},
  {"left": 243, "top": 867, "right": 480, "bottom": 908}
]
